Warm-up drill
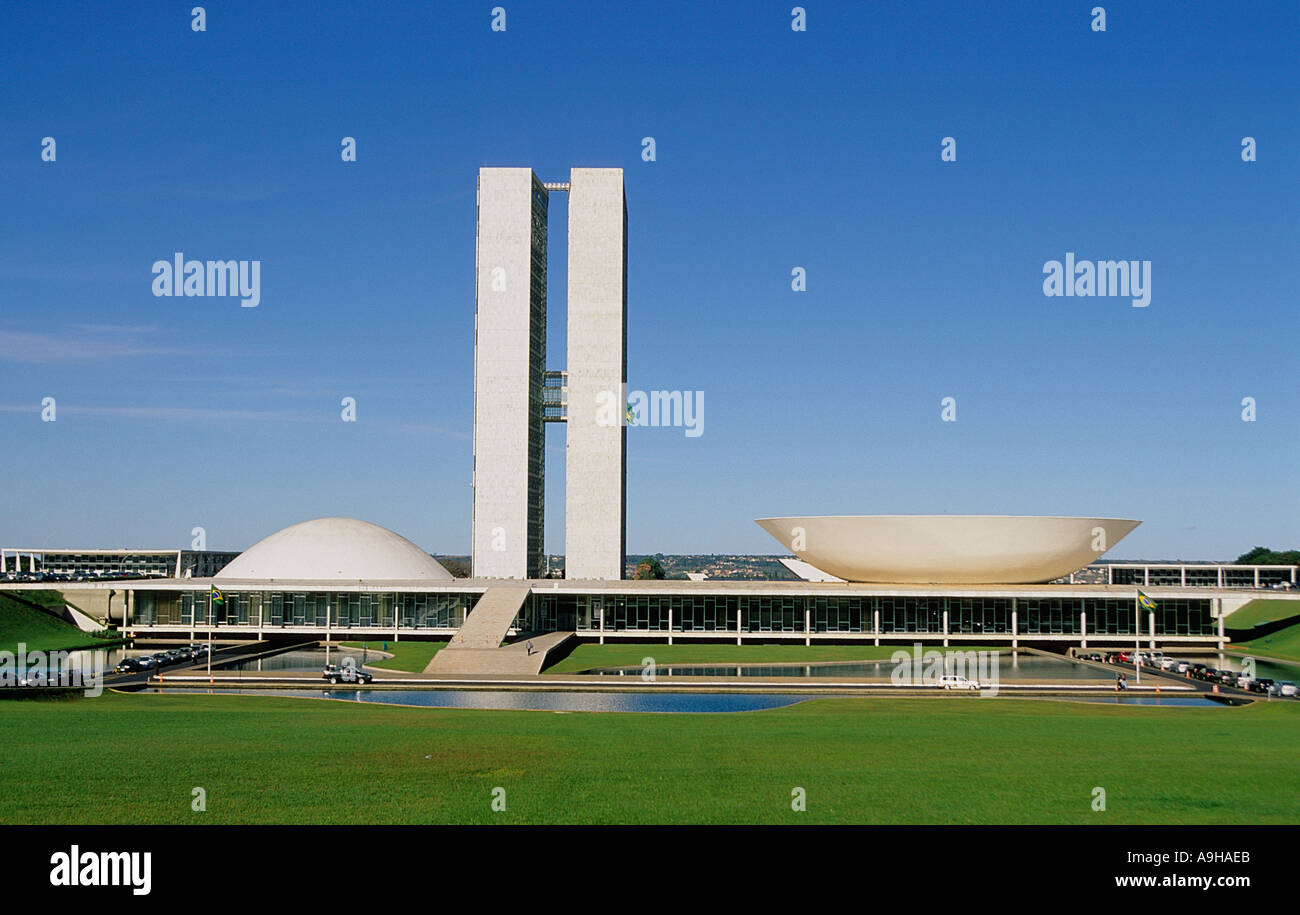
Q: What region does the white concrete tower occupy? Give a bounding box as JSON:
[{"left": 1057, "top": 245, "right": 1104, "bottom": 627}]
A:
[
  {"left": 564, "top": 167, "right": 627, "bottom": 580},
  {"left": 472, "top": 168, "right": 548, "bottom": 579}
]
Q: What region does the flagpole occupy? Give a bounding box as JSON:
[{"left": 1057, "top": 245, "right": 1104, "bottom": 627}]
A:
[{"left": 1134, "top": 591, "right": 1140, "bottom": 685}]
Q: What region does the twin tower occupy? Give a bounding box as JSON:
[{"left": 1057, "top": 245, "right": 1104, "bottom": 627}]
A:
[{"left": 472, "top": 168, "right": 627, "bottom": 580}]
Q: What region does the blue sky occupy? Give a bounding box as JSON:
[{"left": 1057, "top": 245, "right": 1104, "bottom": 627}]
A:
[{"left": 1, "top": 1, "right": 1296, "bottom": 560}]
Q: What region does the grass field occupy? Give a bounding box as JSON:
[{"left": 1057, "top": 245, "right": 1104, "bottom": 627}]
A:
[
  {"left": 340, "top": 640, "right": 446, "bottom": 672},
  {"left": 0, "top": 591, "right": 114, "bottom": 653},
  {"left": 543, "top": 642, "right": 1003, "bottom": 673},
  {"left": 1225, "top": 599, "right": 1300, "bottom": 630},
  {"left": 1, "top": 691, "right": 1296, "bottom": 824},
  {"left": 1232, "top": 619, "right": 1300, "bottom": 663}
]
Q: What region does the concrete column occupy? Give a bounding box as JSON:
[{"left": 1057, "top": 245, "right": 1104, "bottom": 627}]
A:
[
  {"left": 1217, "top": 601, "right": 1225, "bottom": 650},
  {"left": 804, "top": 606, "right": 810, "bottom": 646},
  {"left": 942, "top": 609, "right": 949, "bottom": 648},
  {"left": 873, "top": 608, "right": 880, "bottom": 647},
  {"left": 1011, "top": 601, "right": 1018, "bottom": 649},
  {"left": 599, "top": 600, "right": 605, "bottom": 645},
  {"left": 1180, "top": 566, "right": 1186, "bottom": 587},
  {"left": 1144, "top": 567, "right": 1150, "bottom": 587},
  {"left": 1148, "top": 611, "right": 1156, "bottom": 650},
  {"left": 1218, "top": 567, "right": 1224, "bottom": 588},
  {"left": 1080, "top": 610, "right": 1087, "bottom": 648},
  {"left": 667, "top": 605, "right": 673, "bottom": 646},
  {"left": 1107, "top": 565, "right": 1113, "bottom": 585},
  {"left": 736, "top": 605, "right": 742, "bottom": 646},
  {"left": 1254, "top": 567, "right": 1260, "bottom": 589}
]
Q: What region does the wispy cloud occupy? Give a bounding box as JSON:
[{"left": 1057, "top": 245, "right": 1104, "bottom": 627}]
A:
[
  {"left": 0, "top": 403, "right": 470, "bottom": 440},
  {"left": 0, "top": 403, "right": 316, "bottom": 423},
  {"left": 0, "top": 327, "right": 216, "bottom": 363}
]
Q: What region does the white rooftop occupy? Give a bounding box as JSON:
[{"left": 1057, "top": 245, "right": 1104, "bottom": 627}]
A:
[{"left": 214, "top": 517, "right": 452, "bottom": 582}]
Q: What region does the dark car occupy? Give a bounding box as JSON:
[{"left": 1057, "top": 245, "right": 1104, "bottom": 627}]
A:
[
  {"left": 1251, "top": 678, "right": 1276, "bottom": 694},
  {"left": 1215, "top": 669, "right": 1239, "bottom": 686},
  {"left": 113, "top": 658, "right": 143, "bottom": 674}
]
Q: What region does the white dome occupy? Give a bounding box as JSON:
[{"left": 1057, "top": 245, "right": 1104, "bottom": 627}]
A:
[{"left": 215, "top": 518, "right": 453, "bottom": 581}]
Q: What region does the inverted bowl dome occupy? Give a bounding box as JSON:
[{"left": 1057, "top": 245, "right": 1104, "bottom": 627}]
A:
[{"left": 755, "top": 515, "right": 1140, "bottom": 584}]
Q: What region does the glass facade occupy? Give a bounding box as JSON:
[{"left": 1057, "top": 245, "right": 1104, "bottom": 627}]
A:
[
  {"left": 2, "top": 550, "right": 238, "bottom": 577},
  {"left": 518, "top": 593, "right": 1216, "bottom": 638},
  {"left": 526, "top": 180, "right": 548, "bottom": 579},
  {"left": 133, "top": 591, "right": 479, "bottom": 630},
  {"left": 128, "top": 589, "right": 1217, "bottom": 640},
  {"left": 1109, "top": 565, "right": 1295, "bottom": 588}
]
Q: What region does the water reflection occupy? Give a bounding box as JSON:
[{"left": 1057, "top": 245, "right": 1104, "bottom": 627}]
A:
[{"left": 150, "top": 687, "right": 809, "bottom": 713}]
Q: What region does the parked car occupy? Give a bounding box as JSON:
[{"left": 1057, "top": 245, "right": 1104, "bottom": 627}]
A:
[
  {"left": 938, "top": 674, "right": 980, "bottom": 691},
  {"left": 1250, "top": 678, "right": 1275, "bottom": 694},
  {"left": 113, "top": 658, "right": 142, "bottom": 674},
  {"left": 1160, "top": 657, "right": 1178, "bottom": 670},
  {"left": 323, "top": 663, "right": 372, "bottom": 685},
  {"left": 1190, "top": 663, "right": 1210, "bottom": 679},
  {"left": 1174, "top": 660, "right": 1192, "bottom": 674},
  {"left": 1277, "top": 681, "right": 1297, "bottom": 697},
  {"left": 136, "top": 656, "right": 156, "bottom": 670},
  {"left": 1214, "top": 669, "right": 1238, "bottom": 685}
]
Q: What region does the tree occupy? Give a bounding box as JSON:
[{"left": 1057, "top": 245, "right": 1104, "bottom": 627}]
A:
[
  {"left": 633, "top": 557, "right": 666, "bottom": 580},
  {"left": 1236, "top": 546, "right": 1272, "bottom": 564},
  {"left": 1236, "top": 547, "right": 1300, "bottom": 565}
]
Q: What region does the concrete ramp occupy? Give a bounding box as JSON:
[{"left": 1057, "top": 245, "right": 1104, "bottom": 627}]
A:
[
  {"left": 424, "top": 631, "right": 575, "bottom": 676},
  {"left": 426, "top": 586, "right": 531, "bottom": 675},
  {"left": 447, "top": 587, "right": 530, "bottom": 649},
  {"left": 427, "top": 585, "right": 574, "bottom": 676}
]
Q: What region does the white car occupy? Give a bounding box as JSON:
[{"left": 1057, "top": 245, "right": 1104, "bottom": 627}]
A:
[
  {"left": 1160, "top": 657, "right": 1178, "bottom": 670},
  {"left": 1235, "top": 674, "right": 1256, "bottom": 690},
  {"left": 1174, "top": 660, "right": 1191, "bottom": 673},
  {"left": 1278, "top": 681, "right": 1297, "bottom": 697},
  {"left": 938, "top": 674, "right": 980, "bottom": 690}
]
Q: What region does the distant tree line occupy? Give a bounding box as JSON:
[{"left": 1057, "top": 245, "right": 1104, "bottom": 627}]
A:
[{"left": 1236, "top": 546, "right": 1300, "bottom": 565}]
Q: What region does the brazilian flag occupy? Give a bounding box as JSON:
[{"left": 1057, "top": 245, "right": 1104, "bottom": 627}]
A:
[
  {"left": 1137, "top": 589, "right": 1157, "bottom": 611},
  {"left": 210, "top": 585, "right": 227, "bottom": 608}
]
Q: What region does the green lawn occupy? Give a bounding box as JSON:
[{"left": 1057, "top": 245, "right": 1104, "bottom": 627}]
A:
[
  {"left": 1232, "top": 619, "right": 1300, "bottom": 663},
  {"left": 0, "top": 591, "right": 114, "bottom": 653},
  {"left": 544, "top": 642, "right": 1003, "bottom": 673},
  {"left": 1225, "top": 598, "right": 1300, "bottom": 630},
  {"left": 0, "top": 691, "right": 1295, "bottom": 824},
  {"left": 340, "top": 640, "right": 446, "bottom": 672}
]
